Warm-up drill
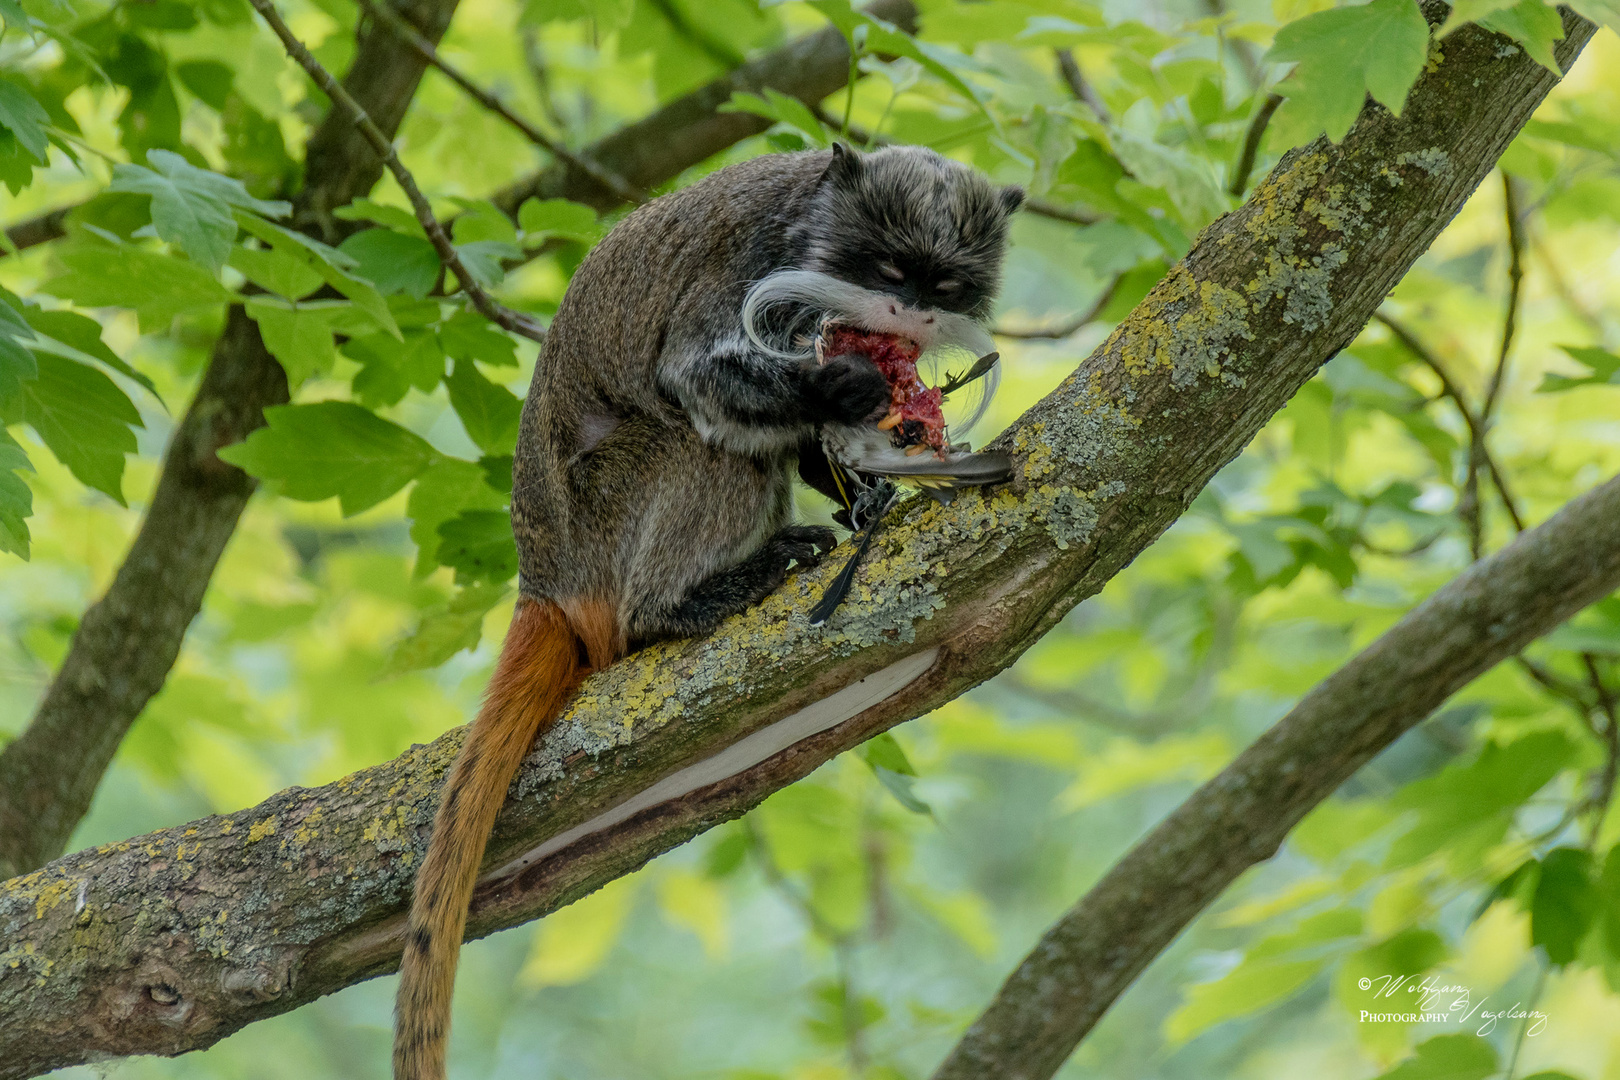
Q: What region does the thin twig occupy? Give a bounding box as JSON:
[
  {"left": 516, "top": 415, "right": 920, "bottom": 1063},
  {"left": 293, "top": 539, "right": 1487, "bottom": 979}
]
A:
[
  {"left": 520, "top": 29, "right": 568, "bottom": 131},
  {"left": 1503, "top": 963, "right": 1547, "bottom": 1080},
  {"left": 354, "top": 0, "right": 644, "bottom": 205},
  {"left": 1023, "top": 198, "right": 1102, "bottom": 227},
  {"left": 1531, "top": 231, "right": 1604, "bottom": 334},
  {"left": 1054, "top": 48, "right": 1108, "bottom": 120},
  {"left": 994, "top": 276, "right": 1121, "bottom": 339},
  {"left": 1484, "top": 171, "right": 1525, "bottom": 422},
  {"left": 1582, "top": 652, "right": 1619, "bottom": 843},
  {"left": 743, "top": 819, "right": 870, "bottom": 1074},
  {"left": 1375, "top": 310, "right": 1526, "bottom": 534},
  {"left": 248, "top": 0, "right": 548, "bottom": 343},
  {"left": 1229, "top": 93, "right": 1282, "bottom": 198}
]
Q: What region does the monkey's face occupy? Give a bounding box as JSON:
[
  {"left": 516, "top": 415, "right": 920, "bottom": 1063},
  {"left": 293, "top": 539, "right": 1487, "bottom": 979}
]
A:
[{"left": 807, "top": 144, "right": 1023, "bottom": 323}]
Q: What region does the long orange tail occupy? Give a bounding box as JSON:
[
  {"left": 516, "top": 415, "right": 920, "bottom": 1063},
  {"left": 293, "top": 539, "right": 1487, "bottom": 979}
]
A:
[{"left": 393, "top": 596, "right": 616, "bottom": 1080}]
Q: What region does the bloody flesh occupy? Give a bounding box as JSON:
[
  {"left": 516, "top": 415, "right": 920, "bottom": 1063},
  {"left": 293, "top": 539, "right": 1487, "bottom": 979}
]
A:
[{"left": 821, "top": 326, "right": 947, "bottom": 454}]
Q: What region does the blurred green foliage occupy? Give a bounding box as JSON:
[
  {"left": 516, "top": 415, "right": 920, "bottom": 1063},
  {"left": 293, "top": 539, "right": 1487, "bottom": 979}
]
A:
[{"left": 0, "top": 0, "right": 1617, "bottom": 1076}]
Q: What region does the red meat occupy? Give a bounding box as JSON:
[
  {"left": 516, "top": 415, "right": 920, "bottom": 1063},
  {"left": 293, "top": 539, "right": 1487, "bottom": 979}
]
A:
[{"left": 821, "top": 326, "right": 947, "bottom": 455}]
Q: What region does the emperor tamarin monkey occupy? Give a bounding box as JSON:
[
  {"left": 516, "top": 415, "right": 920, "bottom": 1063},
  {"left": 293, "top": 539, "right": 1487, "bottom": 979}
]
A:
[{"left": 393, "top": 143, "right": 1023, "bottom": 1079}]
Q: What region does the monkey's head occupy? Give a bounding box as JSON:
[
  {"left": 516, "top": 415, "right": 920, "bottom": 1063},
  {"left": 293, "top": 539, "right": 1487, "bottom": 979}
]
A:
[{"left": 802, "top": 143, "right": 1024, "bottom": 322}]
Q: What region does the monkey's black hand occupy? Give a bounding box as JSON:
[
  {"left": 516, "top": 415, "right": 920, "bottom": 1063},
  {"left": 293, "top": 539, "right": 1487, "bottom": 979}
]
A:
[
  {"left": 802, "top": 354, "right": 891, "bottom": 426},
  {"left": 769, "top": 525, "right": 839, "bottom": 568}
]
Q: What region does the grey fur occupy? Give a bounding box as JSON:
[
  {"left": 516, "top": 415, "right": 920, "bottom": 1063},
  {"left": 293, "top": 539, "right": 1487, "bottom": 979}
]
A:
[{"left": 512, "top": 145, "right": 1020, "bottom": 646}]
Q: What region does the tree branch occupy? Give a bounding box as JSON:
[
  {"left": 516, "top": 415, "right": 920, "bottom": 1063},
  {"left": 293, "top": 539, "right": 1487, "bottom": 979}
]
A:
[
  {"left": 489, "top": 0, "right": 918, "bottom": 216},
  {"left": 249, "top": 0, "right": 547, "bottom": 342},
  {"left": 1374, "top": 309, "right": 1526, "bottom": 532},
  {"left": 993, "top": 276, "right": 1121, "bottom": 340},
  {"left": 1054, "top": 48, "right": 1109, "bottom": 120},
  {"left": 0, "top": 12, "right": 1592, "bottom": 1075},
  {"left": 352, "top": 0, "right": 646, "bottom": 205},
  {"left": 933, "top": 469, "right": 1620, "bottom": 1080},
  {"left": 1229, "top": 93, "right": 1282, "bottom": 197},
  {"left": 0, "top": 1, "right": 911, "bottom": 880},
  {"left": 1, "top": 204, "right": 72, "bottom": 256}
]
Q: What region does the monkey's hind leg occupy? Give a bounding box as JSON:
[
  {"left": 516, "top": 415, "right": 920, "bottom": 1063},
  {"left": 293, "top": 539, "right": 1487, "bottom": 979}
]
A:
[{"left": 631, "top": 525, "right": 836, "bottom": 642}]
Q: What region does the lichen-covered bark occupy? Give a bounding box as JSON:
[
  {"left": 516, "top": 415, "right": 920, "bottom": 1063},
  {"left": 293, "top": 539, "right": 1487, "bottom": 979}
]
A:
[
  {"left": 933, "top": 470, "right": 1620, "bottom": 1080},
  {"left": 0, "top": 10, "right": 1595, "bottom": 1077}
]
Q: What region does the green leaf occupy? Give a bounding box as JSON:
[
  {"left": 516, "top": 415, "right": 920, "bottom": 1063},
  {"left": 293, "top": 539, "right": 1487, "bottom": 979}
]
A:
[
  {"left": 1478, "top": 0, "right": 1566, "bottom": 73},
  {"left": 1538, "top": 345, "right": 1620, "bottom": 393},
  {"left": 437, "top": 509, "right": 517, "bottom": 585},
  {"left": 860, "top": 731, "right": 916, "bottom": 776},
  {"left": 439, "top": 311, "right": 518, "bottom": 367},
  {"left": 1439, "top": 0, "right": 1519, "bottom": 35},
  {"left": 406, "top": 456, "right": 506, "bottom": 578},
  {"left": 333, "top": 198, "right": 427, "bottom": 238},
  {"left": 230, "top": 244, "right": 325, "bottom": 300},
  {"left": 0, "top": 324, "right": 37, "bottom": 402},
  {"left": 175, "top": 60, "right": 234, "bottom": 110},
  {"left": 217, "top": 401, "right": 442, "bottom": 515},
  {"left": 244, "top": 298, "right": 348, "bottom": 388},
  {"left": 380, "top": 583, "right": 510, "bottom": 676},
  {"left": 453, "top": 240, "right": 522, "bottom": 288},
  {"left": 1385, "top": 730, "right": 1578, "bottom": 868},
  {"left": 44, "top": 243, "right": 235, "bottom": 333},
  {"left": 1166, "top": 909, "right": 1361, "bottom": 1043},
  {"left": 718, "top": 89, "right": 831, "bottom": 147},
  {"left": 479, "top": 453, "right": 513, "bottom": 494},
  {"left": 0, "top": 80, "right": 50, "bottom": 163},
  {"left": 1266, "top": 0, "right": 1430, "bottom": 143},
  {"left": 20, "top": 355, "right": 142, "bottom": 504},
  {"left": 22, "top": 308, "right": 161, "bottom": 402},
  {"left": 449, "top": 199, "right": 518, "bottom": 246},
  {"left": 1532, "top": 847, "right": 1599, "bottom": 966},
  {"left": 445, "top": 360, "right": 522, "bottom": 455},
  {"left": 0, "top": 427, "right": 32, "bottom": 559},
  {"left": 517, "top": 197, "right": 602, "bottom": 243},
  {"left": 109, "top": 150, "right": 291, "bottom": 272},
  {"left": 1567, "top": 0, "right": 1620, "bottom": 29},
  {"left": 338, "top": 229, "right": 441, "bottom": 299},
  {"left": 235, "top": 214, "right": 401, "bottom": 339},
  {"left": 1371, "top": 1034, "right": 1496, "bottom": 1080},
  {"left": 346, "top": 329, "right": 446, "bottom": 407},
  {"left": 807, "top": 0, "right": 987, "bottom": 121}
]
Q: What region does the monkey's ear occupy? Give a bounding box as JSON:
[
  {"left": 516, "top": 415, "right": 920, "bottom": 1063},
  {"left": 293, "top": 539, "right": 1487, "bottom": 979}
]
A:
[
  {"left": 824, "top": 142, "right": 865, "bottom": 186},
  {"left": 998, "top": 185, "right": 1026, "bottom": 215}
]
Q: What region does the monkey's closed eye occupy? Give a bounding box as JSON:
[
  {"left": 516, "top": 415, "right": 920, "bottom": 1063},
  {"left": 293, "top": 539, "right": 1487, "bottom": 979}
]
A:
[
  {"left": 935, "top": 278, "right": 961, "bottom": 293},
  {"left": 878, "top": 262, "right": 905, "bottom": 283}
]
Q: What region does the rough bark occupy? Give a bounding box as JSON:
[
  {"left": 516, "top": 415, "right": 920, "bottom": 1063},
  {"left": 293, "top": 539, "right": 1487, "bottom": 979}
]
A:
[
  {"left": 0, "top": 1, "right": 908, "bottom": 880},
  {"left": 0, "top": 11, "right": 1593, "bottom": 1076},
  {"left": 933, "top": 470, "right": 1620, "bottom": 1080}
]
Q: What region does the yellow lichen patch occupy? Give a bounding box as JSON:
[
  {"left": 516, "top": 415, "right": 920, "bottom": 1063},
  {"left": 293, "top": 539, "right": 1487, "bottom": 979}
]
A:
[
  {"left": 1116, "top": 267, "right": 1254, "bottom": 389},
  {"left": 247, "top": 816, "right": 278, "bottom": 843},
  {"left": 32, "top": 878, "right": 75, "bottom": 921},
  {"left": 293, "top": 805, "right": 326, "bottom": 845}
]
